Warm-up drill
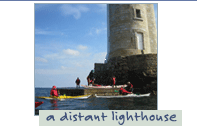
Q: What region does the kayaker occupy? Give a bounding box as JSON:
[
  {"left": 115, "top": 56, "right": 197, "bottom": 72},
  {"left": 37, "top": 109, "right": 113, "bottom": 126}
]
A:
[
  {"left": 125, "top": 82, "right": 134, "bottom": 93},
  {"left": 119, "top": 87, "right": 131, "bottom": 95},
  {"left": 50, "top": 85, "right": 59, "bottom": 97},
  {"left": 75, "top": 77, "right": 81, "bottom": 88}
]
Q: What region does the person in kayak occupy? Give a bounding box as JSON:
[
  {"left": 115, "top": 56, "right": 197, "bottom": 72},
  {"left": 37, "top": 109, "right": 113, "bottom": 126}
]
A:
[
  {"left": 50, "top": 85, "right": 59, "bottom": 97},
  {"left": 119, "top": 87, "right": 131, "bottom": 95},
  {"left": 75, "top": 77, "right": 81, "bottom": 88},
  {"left": 125, "top": 82, "right": 134, "bottom": 93}
]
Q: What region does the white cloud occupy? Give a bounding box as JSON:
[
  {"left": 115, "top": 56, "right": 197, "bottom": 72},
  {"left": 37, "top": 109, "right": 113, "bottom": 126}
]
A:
[
  {"left": 35, "top": 68, "right": 73, "bottom": 75},
  {"left": 35, "top": 28, "right": 52, "bottom": 35},
  {"left": 77, "top": 45, "right": 87, "bottom": 50},
  {"left": 44, "top": 53, "right": 59, "bottom": 60},
  {"left": 88, "top": 27, "right": 107, "bottom": 35},
  {"left": 96, "top": 28, "right": 107, "bottom": 34},
  {"left": 93, "top": 52, "right": 107, "bottom": 63},
  {"left": 61, "top": 66, "right": 68, "bottom": 70},
  {"left": 35, "top": 57, "right": 48, "bottom": 63},
  {"left": 97, "top": 4, "right": 107, "bottom": 12},
  {"left": 35, "top": 28, "right": 67, "bottom": 36},
  {"left": 60, "top": 4, "right": 89, "bottom": 19},
  {"left": 63, "top": 49, "right": 80, "bottom": 56},
  {"left": 43, "top": 48, "right": 81, "bottom": 61}
]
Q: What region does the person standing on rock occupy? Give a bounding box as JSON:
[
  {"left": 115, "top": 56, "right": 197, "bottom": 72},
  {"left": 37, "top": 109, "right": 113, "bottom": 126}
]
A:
[
  {"left": 91, "top": 77, "right": 96, "bottom": 86},
  {"left": 112, "top": 76, "right": 116, "bottom": 88},
  {"left": 87, "top": 76, "right": 90, "bottom": 86},
  {"left": 75, "top": 77, "right": 81, "bottom": 88}
]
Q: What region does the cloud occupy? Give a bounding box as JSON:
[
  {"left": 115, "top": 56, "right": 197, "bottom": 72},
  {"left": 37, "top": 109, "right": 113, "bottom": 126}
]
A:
[
  {"left": 96, "top": 27, "right": 107, "bottom": 34},
  {"left": 61, "top": 66, "right": 69, "bottom": 70},
  {"left": 35, "top": 68, "right": 75, "bottom": 75},
  {"left": 88, "top": 27, "right": 107, "bottom": 35},
  {"left": 35, "top": 28, "right": 52, "bottom": 35},
  {"left": 60, "top": 4, "right": 89, "bottom": 19},
  {"left": 97, "top": 4, "right": 107, "bottom": 12},
  {"left": 63, "top": 49, "right": 80, "bottom": 56},
  {"left": 44, "top": 53, "right": 59, "bottom": 60},
  {"left": 35, "top": 28, "right": 67, "bottom": 36},
  {"left": 43, "top": 48, "right": 82, "bottom": 62},
  {"left": 77, "top": 45, "right": 87, "bottom": 50},
  {"left": 35, "top": 57, "right": 48, "bottom": 63},
  {"left": 93, "top": 52, "right": 107, "bottom": 63}
]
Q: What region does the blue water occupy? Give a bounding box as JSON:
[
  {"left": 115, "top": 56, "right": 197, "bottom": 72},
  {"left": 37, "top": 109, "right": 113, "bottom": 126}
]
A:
[{"left": 35, "top": 88, "right": 157, "bottom": 115}]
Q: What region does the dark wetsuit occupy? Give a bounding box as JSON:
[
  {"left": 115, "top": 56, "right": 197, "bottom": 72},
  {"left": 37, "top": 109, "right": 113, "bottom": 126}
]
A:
[{"left": 125, "top": 84, "right": 133, "bottom": 92}]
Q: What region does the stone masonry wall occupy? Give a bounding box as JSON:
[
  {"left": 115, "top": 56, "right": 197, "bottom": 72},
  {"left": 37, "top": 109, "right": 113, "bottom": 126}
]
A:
[{"left": 94, "top": 54, "right": 157, "bottom": 89}]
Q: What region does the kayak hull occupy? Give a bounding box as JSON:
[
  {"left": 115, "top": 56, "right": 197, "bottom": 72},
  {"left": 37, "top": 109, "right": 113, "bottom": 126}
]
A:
[
  {"left": 95, "top": 93, "right": 150, "bottom": 98},
  {"left": 36, "top": 94, "right": 91, "bottom": 100},
  {"left": 81, "top": 85, "right": 127, "bottom": 89}
]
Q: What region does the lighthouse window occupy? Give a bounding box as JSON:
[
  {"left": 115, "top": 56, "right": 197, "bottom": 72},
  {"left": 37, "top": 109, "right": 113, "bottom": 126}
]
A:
[
  {"left": 136, "top": 9, "right": 141, "bottom": 18},
  {"left": 133, "top": 8, "right": 143, "bottom": 21}
]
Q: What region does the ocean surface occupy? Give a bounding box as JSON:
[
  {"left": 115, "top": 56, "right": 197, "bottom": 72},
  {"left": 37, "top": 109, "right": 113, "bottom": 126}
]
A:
[{"left": 35, "top": 87, "right": 157, "bottom": 115}]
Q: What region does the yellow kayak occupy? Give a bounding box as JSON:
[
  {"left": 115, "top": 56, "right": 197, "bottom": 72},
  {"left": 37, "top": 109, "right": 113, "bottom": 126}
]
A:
[{"left": 36, "top": 94, "right": 91, "bottom": 100}]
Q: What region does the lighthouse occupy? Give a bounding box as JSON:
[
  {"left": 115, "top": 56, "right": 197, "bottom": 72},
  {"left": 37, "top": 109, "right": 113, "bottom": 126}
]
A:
[
  {"left": 95, "top": 4, "right": 157, "bottom": 87},
  {"left": 106, "top": 4, "right": 157, "bottom": 62}
]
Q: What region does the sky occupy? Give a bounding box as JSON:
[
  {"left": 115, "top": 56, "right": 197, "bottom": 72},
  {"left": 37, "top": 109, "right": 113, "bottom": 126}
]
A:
[{"left": 35, "top": 4, "right": 158, "bottom": 87}]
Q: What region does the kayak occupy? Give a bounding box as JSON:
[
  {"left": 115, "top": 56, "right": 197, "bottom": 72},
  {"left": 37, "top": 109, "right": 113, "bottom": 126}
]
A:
[
  {"left": 81, "top": 85, "right": 127, "bottom": 89},
  {"left": 95, "top": 93, "right": 151, "bottom": 98},
  {"left": 36, "top": 94, "right": 91, "bottom": 100},
  {"left": 35, "top": 101, "right": 44, "bottom": 108}
]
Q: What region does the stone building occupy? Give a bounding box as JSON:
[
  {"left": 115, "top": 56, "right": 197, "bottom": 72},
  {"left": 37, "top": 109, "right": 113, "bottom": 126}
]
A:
[
  {"left": 106, "top": 4, "right": 157, "bottom": 60},
  {"left": 93, "top": 4, "right": 157, "bottom": 91}
]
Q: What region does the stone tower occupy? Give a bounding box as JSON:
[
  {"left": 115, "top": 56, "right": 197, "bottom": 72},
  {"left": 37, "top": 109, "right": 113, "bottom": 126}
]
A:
[
  {"left": 94, "top": 4, "right": 157, "bottom": 88},
  {"left": 106, "top": 4, "right": 157, "bottom": 61}
]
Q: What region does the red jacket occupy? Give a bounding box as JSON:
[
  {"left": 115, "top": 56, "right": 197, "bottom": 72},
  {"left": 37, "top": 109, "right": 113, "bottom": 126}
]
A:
[
  {"left": 112, "top": 78, "right": 116, "bottom": 85},
  {"left": 120, "top": 87, "right": 131, "bottom": 94},
  {"left": 50, "top": 89, "right": 59, "bottom": 97}
]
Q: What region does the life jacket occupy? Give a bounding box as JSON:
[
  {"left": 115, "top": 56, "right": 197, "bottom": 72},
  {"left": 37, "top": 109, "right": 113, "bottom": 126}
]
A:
[
  {"left": 120, "top": 87, "right": 131, "bottom": 94},
  {"left": 112, "top": 77, "right": 116, "bottom": 85},
  {"left": 50, "top": 88, "right": 59, "bottom": 97},
  {"left": 76, "top": 79, "right": 80, "bottom": 85},
  {"left": 126, "top": 84, "right": 133, "bottom": 90}
]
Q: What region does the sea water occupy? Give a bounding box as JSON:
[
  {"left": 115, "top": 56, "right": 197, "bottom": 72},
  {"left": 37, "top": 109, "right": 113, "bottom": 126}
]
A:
[{"left": 35, "top": 88, "right": 157, "bottom": 115}]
